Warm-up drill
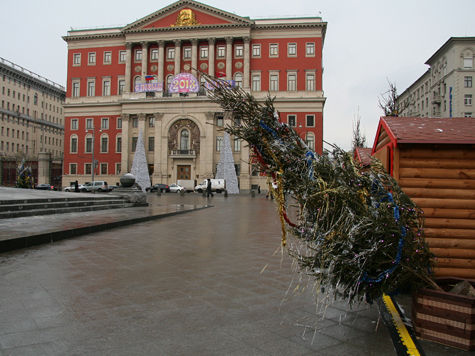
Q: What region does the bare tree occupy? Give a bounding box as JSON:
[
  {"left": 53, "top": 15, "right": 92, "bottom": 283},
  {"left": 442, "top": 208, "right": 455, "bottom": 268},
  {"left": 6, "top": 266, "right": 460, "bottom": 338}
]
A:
[
  {"left": 378, "top": 80, "right": 400, "bottom": 116},
  {"left": 352, "top": 107, "right": 367, "bottom": 152}
]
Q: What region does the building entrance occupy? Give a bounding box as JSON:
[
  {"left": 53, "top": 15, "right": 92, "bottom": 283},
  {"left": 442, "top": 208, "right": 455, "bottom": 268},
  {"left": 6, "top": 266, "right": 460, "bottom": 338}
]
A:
[{"left": 177, "top": 165, "right": 191, "bottom": 180}]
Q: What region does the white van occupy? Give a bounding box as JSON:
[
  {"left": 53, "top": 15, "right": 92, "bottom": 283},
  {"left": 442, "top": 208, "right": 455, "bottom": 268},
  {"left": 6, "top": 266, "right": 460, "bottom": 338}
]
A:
[{"left": 194, "top": 179, "right": 225, "bottom": 193}]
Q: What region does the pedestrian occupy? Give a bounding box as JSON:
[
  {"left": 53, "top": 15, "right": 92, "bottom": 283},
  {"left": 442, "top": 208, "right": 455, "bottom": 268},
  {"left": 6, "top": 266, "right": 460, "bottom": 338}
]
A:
[
  {"left": 206, "top": 178, "right": 213, "bottom": 198},
  {"left": 74, "top": 180, "right": 79, "bottom": 192}
]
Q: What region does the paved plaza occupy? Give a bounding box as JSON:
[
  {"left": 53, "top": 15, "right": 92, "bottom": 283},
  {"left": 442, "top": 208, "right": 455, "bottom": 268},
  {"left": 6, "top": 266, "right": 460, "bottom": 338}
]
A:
[{"left": 0, "top": 191, "right": 467, "bottom": 355}]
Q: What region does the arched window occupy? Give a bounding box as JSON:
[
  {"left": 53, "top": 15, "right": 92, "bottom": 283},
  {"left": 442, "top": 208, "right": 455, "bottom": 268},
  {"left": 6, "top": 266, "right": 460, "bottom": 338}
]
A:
[
  {"left": 85, "top": 133, "right": 93, "bottom": 153},
  {"left": 305, "top": 132, "right": 315, "bottom": 151},
  {"left": 234, "top": 72, "right": 243, "bottom": 88},
  {"left": 70, "top": 134, "right": 78, "bottom": 153},
  {"left": 100, "top": 134, "right": 109, "bottom": 153},
  {"left": 133, "top": 76, "right": 141, "bottom": 91},
  {"left": 180, "top": 129, "right": 190, "bottom": 151}
]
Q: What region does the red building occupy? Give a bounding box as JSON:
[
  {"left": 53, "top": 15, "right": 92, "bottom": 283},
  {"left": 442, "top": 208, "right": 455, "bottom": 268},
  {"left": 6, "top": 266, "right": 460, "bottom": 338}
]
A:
[{"left": 62, "top": 0, "right": 326, "bottom": 189}]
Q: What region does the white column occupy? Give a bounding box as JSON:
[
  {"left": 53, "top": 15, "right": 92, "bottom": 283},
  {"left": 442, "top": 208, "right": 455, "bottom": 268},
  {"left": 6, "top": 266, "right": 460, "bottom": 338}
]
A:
[
  {"left": 243, "top": 37, "right": 250, "bottom": 89},
  {"left": 120, "top": 114, "right": 130, "bottom": 172},
  {"left": 174, "top": 40, "right": 181, "bottom": 75},
  {"left": 125, "top": 43, "right": 132, "bottom": 93},
  {"left": 157, "top": 40, "right": 165, "bottom": 84},
  {"left": 226, "top": 37, "right": 233, "bottom": 80},
  {"left": 141, "top": 41, "right": 148, "bottom": 82},
  {"left": 208, "top": 38, "right": 215, "bottom": 77},
  {"left": 153, "top": 113, "right": 163, "bottom": 182},
  {"left": 191, "top": 39, "right": 198, "bottom": 76}
]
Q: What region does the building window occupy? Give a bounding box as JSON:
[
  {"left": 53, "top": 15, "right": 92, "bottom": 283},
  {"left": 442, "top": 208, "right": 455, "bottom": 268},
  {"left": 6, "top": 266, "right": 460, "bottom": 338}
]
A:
[
  {"left": 216, "top": 115, "right": 224, "bottom": 127},
  {"left": 116, "top": 136, "right": 122, "bottom": 152},
  {"left": 234, "top": 73, "right": 243, "bottom": 88},
  {"left": 463, "top": 56, "right": 473, "bottom": 68},
  {"left": 88, "top": 52, "right": 96, "bottom": 65},
  {"left": 150, "top": 48, "right": 158, "bottom": 61},
  {"left": 73, "top": 53, "right": 81, "bottom": 65},
  {"left": 252, "top": 73, "right": 261, "bottom": 91},
  {"left": 135, "top": 49, "right": 142, "bottom": 62},
  {"left": 70, "top": 163, "right": 77, "bottom": 175},
  {"left": 100, "top": 163, "right": 108, "bottom": 175},
  {"left": 101, "top": 117, "right": 109, "bottom": 130},
  {"left": 217, "top": 46, "right": 225, "bottom": 58},
  {"left": 465, "top": 94, "right": 472, "bottom": 106},
  {"left": 71, "top": 119, "right": 78, "bottom": 130},
  {"left": 269, "top": 44, "right": 279, "bottom": 57},
  {"left": 306, "top": 132, "right": 315, "bottom": 151},
  {"left": 132, "top": 137, "right": 138, "bottom": 152},
  {"left": 85, "top": 136, "right": 93, "bottom": 153},
  {"left": 72, "top": 82, "right": 80, "bottom": 97},
  {"left": 200, "top": 46, "right": 208, "bottom": 59},
  {"left": 306, "top": 115, "right": 315, "bottom": 127},
  {"left": 118, "top": 79, "right": 125, "bottom": 95},
  {"left": 148, "top": 136, "right": 155, "bottom": 151},
  {"left": 269, "top": 73, "right": 279, "bottom": 91},
  {"left": 117, "top": 117, "right": 122, "bottom": 129},
  {"left": 216, "top": 136, "right": 223, "bottom": 152},
  {"left": 287, "top": 43, "right": 297, "bottom": 57},
  {"left": 306, "top": 42, "right": 315, "bottom": 56},
  {"left": 103, "top": 51, "right": 112, "bottom": 64},
  {"left": 119, "top": 50, "right": 126, "bottom": 63},
  {"left": 252, "top": 44, "right": 261, "bottom": 57},
  {"left": 183, "top": 47, "right": 192, "bottom": 60},
  {"left": 148, "top": 116, "right": 154, "bottom": 127},
  {"left": 464, "top": 76, "right": 472, "bottom": 88},
  {"left": 116, "top": 163, "right": 121, "bottom": 175},
  {"left": 101, "top": 136, "right": 108, "bottom": 153},
  {"left": 86, "top": 118, "right": 93, "bottom": 129},
  {"left": 306, "top": 72, "right": 316, "bottom": 91},
  {"left": 235, "top": 44, "right": 243, "bottom": 58},
  {"left": 179, "top": 130, "right": 189, "bottom": 150},
  {"left": 288, "top": 115, "right": 296, "bottom": 127},
  {"left": 70, "top": 136, "right": 78, "bottom": 153},
  {"left": 287, "top": 73, "right": 297, "bottom": 91},
  {"left": 167, "top": 48, "right": 175, "bottom": 60},
  {"left": 85, "top": 163, "right": 91, "bottom": 175},
  {"left": 87, "top": 80, "right": 95, "bottom": 97},
  {"left": 132, "top": 117, "right": 138, "bottom": 128},
  {"left": 234, "top": 138, "right": 240, "bottom": 152},
  {"left": 102, "top": 80, "right": 111, "bottom": 96}
]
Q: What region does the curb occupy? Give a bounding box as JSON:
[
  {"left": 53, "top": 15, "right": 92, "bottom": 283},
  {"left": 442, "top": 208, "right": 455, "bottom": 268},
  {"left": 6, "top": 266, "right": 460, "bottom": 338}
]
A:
[
  {"left": 0, "top": 205, "right": 210, "bottom": 254},
  {"left": 380, "top": 294, "right": 425, "bottom": 356}
]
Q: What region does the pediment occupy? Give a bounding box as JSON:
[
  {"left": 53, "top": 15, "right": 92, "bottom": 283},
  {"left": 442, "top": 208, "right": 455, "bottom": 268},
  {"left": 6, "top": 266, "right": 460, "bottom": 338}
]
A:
[{"left": 123, "top": 0, "right": 252, "bottom": 32}]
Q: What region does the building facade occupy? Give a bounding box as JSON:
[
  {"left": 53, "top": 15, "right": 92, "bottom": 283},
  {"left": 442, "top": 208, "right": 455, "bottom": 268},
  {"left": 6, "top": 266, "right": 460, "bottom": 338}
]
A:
[
  {"left": 398, "top": 37, "right": 475, "bottom": 119},
  {"left": 62, "top": 0, "right": 326, "bottom": 189},
  {"left": 0, "top": 57, "right": 65, "bottom": 186}
]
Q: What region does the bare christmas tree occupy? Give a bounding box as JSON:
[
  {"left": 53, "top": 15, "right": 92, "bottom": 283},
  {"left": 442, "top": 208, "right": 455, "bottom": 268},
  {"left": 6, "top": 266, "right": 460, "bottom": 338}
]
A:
[
  {"left": 216, "top": 132, "right": 239, "bottom": 194},
  {"left": 130, "top": 130, "right": 151, "bottom": 192}
]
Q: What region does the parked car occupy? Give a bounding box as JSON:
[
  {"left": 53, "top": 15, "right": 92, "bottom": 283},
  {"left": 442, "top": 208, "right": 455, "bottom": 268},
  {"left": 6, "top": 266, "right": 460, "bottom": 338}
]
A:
[
  {"left": 147, "top": 183, "right": 170, "bottom": 193},
  {"left": 194, "top": 179, "right": 225, "bottom": 193},
  {"left": 64, "top": 184, "right": 85, "bottom": 192},
  {"left": 35, "top": 183, "right": 54, "bottom": 190},
  {"left": 169, "top": 183, "right": 184, "bottom": 193},
  {"left": 81, "top": 181, "right": 110, "bottom": 192}
]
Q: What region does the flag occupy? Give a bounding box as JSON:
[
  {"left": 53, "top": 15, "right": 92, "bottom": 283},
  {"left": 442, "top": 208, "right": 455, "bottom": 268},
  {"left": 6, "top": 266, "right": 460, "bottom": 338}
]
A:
[
  {"left": 145, "top": 75, "right": 154, "bottom": 81},
  {"left": 217, "top": 72, "right": 226, "bottom": 78}
]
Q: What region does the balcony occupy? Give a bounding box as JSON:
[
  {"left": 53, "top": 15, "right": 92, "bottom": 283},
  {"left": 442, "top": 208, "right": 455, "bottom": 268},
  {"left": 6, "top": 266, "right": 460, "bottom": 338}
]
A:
[{"left": 169, "top": 150, "right": 196, "bottom": 158}]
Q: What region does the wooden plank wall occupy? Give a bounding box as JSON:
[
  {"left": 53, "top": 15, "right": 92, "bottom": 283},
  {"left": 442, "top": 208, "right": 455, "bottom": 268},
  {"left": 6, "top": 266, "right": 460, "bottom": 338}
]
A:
[{"left": 398, "top": 144, "right": 475, "bottom": 279}]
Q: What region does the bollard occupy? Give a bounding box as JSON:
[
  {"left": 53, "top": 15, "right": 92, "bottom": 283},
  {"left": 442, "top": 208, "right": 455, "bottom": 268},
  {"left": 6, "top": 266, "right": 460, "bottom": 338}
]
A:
[
  {"left": 224, "top": 190, "right": 228, "bottom": 198},
  {"left": 251, "top": 190, "right": 256, "bottom": 197},
  {"left": 156, "top": 190, "right": 161, "bottom": 196},
  {"left": 180, "top": 190, "right": 185, "bottom": 196}
]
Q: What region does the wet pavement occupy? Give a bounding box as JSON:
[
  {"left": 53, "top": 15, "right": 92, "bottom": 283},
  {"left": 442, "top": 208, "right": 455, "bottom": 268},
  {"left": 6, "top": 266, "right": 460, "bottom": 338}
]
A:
[{"left": 0, "top": 191, "right": 468, "bottom": 355}]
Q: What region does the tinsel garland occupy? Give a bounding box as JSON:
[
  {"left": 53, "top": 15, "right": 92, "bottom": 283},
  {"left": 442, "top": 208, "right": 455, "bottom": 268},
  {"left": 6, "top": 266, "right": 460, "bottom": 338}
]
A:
[{"left": 204, "top": 76, "right": 435, "bottom": 304}]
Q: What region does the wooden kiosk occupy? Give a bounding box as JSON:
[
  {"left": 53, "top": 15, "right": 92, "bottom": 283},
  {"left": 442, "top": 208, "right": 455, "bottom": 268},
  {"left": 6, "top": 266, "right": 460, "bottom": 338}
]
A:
[{"left": 371, "top": 117, "right": 475, "bottom": 279}]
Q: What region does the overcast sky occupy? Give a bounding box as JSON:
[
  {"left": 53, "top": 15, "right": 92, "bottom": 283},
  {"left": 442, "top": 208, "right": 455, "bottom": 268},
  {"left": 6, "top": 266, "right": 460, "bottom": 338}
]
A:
[{"left": 1, "top": 0, "right": 473, "bottom": 150}]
